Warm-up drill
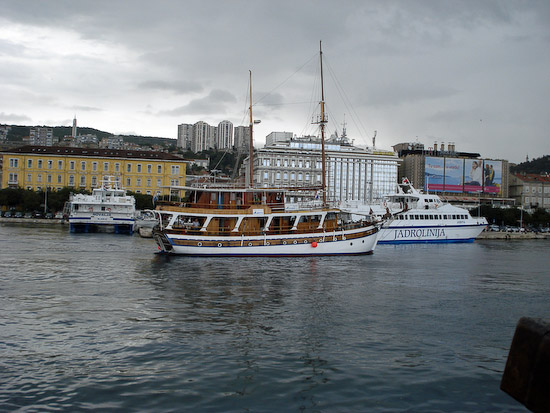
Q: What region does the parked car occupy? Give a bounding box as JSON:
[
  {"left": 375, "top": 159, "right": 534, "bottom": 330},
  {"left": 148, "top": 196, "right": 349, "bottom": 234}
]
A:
[
  {"left": 54, "top": 211, "right": 64, "bottom": 219},
  {"left": 14, "top": 211, "right": 24, "bottom": 218},
  {"left": 3, "top": 211, "right": 12, "bottom": 218},
  {"left": 488, "top": 224, "right": 500, "bottom": 231},
  {"left": 45, "top": 212, "right": 54, "bottom": 219},
  {"left": 33, "top": 211, "right": 43, "bottom": 219},
  {"left": 24, "top": 212, "right": 33, "bottom": 219}
]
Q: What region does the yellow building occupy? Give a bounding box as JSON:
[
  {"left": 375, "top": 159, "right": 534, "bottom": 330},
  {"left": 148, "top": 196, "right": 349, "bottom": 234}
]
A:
[{"left": 1, "top": 146, "right": 187, "bottom": 196}]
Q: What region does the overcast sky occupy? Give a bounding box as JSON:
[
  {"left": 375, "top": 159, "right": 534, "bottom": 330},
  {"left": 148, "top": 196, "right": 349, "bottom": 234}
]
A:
[{"left": 1, "top": 0, "right": 548, "bottom": 163}]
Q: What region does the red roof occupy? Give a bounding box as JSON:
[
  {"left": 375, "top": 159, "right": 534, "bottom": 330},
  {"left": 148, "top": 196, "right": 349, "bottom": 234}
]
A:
[{"left": 514, "top": 173, "right": 550, "bottom": 183}]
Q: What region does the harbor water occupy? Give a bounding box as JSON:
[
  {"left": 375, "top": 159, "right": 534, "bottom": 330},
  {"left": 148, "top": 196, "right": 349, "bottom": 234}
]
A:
[{"left": 1, "top": 223, "right": 548, "bottom": 412}]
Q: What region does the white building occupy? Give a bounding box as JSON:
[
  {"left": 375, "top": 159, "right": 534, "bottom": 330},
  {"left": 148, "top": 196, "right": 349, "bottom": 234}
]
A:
[
  {"left": 266, "top": 131, "right": 293, "bottom": 146},
  {"left": 217, "top": 120, "right": 233, "bottom": 149},
  {"left": 242, "top": 133, "right": 399, "bottom": 204}
]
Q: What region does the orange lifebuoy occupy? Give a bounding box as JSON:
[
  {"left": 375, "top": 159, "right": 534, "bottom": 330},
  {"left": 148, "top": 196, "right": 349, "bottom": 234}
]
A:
[{"left": 311, "top": 241, "right": 318, "bottom": 248}]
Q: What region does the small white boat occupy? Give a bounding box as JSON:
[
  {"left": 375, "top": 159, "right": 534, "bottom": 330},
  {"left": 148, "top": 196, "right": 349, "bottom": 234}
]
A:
[
  {"left": 343, "top": 178, "right": 488, "bottom": 244},
  {"left": 65, "top": 176, "right": 136, "bottom": 234}
]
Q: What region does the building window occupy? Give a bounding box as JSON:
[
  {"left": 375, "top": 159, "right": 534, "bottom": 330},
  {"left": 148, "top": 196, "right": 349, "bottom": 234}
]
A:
[
  {"left": 283, "top": 172, "right": 288, "bottom": 180},
  {"left": 171, "top": 165, "right": 179, "bottom": 175},
  {"left": 170, "top": 179, "right": 179, "bottom": 186},
  {"left": 47, "top": 174, "right": 52, "bottom": 183},
  {"left": 37, "top": 159, "right": 43, "bottom": 168},
  {"left": 104, "top": 162, "right": 109, "bottom": 172},
  {"left": 68, "top": 175, "right": 75, "bottom": 186},
  {"left": 147, "top": 164, "right": 152, "bottom": 173},
  {"left": 136, "top": 178, "right": 142, "bottom": 186},
  {"left": 127, "top": 163, "right": 132, "bottom": 173},
  {"left": 157, "top": 178, "right": 162, "bottom": 187},
  {"left": 27, "top": 174, "right": 32, "bottom": 182},
  {"left": 146, "top": 178, "right": 151, "bottom": 187},
  {"left": 8, "top": 173, "right": 18, "bottom": 184},
  {"left": 298, "top": 173, "right": 303, "bottom": 181},
  {"left": 157, "top": 165, "right": 162, "bottom": 174},
  {"left": 276, "top": 172, "right": 281, "bottom": 180},
  {"left": 47, "top": 160, "right": 53, "bottom": 169},
  {"left": 127, "top": 178, "right": 131, "bottom": 186},
  {"left": 92, "top": 162, "right": 97, "bottom": 171},
  {"left": 58, "top": 160, "right": 63, "bottom": 169},
  {"left": 91, "top": 176, "right": 97, "bottom": 186},
  {"left": 137, "top": 164, "right": 142, "bottom": 173},
  {"left": 263, "top": 172, "right": 268, "bottom": 180},
  {"left": 115, "top": 163, "right": 120, "bottom": 172},
  {"left": 81, "top": 161, "right": 86, "bottom": 171},
  {"left": 80, "top": 176, "right": 86, "bottom": 187},
  {"left": 57, "top": 175, "right": 62, "bottom": 184},
  {"left": 27, "top": 159, "right": 32, "bottom": 168},
  {"left": 70, "top": 161, "right": 75, "bottom": 170},
  {"left": 37, "top": 174, "right": 42, "bottom": 183}
]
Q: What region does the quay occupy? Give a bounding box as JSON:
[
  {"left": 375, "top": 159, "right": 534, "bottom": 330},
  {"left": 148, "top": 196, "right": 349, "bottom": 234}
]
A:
[{"left": 477, "top": 231, "right": 549, "bottom": 240}]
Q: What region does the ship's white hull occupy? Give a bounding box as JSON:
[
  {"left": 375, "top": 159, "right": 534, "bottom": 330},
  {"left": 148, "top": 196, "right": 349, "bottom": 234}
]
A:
[
  {"left": 377, "top": 220, "right": 486, "bottom": 244},
  {"left": 154, "top": 226, "right": 379, "bottom": 256},
  {"left": 69, "top": 214, "right": 135, "bottom": 234}
]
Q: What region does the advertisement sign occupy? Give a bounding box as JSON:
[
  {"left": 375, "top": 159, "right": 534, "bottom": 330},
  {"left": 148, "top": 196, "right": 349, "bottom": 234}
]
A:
[
  {"left": 424, "top": 157, "right": 445, "bottom": 191},
  {"left": 464, "top": 159, "right": 483, "bottom": 193},
  {"left": 443, "top": 158, "right": 464, "bottom": 192},
  {"left": 483, "top": 160, "right": 502, "bottom": 194}
]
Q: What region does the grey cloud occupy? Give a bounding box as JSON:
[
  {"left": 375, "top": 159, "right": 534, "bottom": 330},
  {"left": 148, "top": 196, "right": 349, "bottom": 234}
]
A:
[
  {"left": 138, "top": 80, "right": 204, "bottom": 95},
  {"left": 158, "top": 89, "right": 237, "bottom": 117},
  {"left": 0, "top": 112, "right": 32, "bottom": 123}
]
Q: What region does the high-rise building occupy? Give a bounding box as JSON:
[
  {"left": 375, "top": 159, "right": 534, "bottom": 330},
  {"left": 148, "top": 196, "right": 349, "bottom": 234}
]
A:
[
  {"left": 177, "top": 123, "right": 193, "bottom": 150},
  {"left": 217, "top": 120, "right": 233, "bottom": 149},
  {"left": 234, "top": 126, "right": 251, "bottom": 153},
  {"left": 29, "top": 127, "right": 55, "bottom": 146},
  {"left": 72, "top": 116, "right": 77, "bottom": 138}
]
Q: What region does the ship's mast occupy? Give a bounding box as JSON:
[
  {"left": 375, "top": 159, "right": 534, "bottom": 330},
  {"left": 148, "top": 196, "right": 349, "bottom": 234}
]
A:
[
  {"left": 319, "top": 41, "right": 327, "bottom": 206},
  {"left": 248, "top": 70, "right": 254, "bottom": 188}
]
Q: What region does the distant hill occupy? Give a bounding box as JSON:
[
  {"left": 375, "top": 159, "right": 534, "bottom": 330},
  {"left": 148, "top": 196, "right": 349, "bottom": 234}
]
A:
[
  {"left": 4, "top": 124, "right": 175, "bottom": 147},
  {"left": 510, "top": 155, "right": 550, "bottom": 174}
]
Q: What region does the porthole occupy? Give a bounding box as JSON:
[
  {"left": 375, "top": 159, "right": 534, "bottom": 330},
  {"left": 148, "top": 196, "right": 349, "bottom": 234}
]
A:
[
  {"left": 248, "top": 242, "right": 253, "bottom": 246},
  {"left": 197, "top": 242, "right": 202, "bottom": 247},
  {"left": 283, "top": 241, "right": 287, "bottom": 245},
  {"left": 293, "top": 240, "right": 297, "bottom": 244},
  {"left": 217, "top": 243, "right": 222, "bottom": 247}
]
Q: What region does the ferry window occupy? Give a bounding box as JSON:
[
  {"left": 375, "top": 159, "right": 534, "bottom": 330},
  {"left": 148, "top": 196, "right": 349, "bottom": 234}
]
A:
[
  {"left": 58, "top": 160, "right": 63, "bottom": 169},
  {"left": 452, "top": 215, "right": 456, "bottom": 219},
  {"left": 47, "top": 160, "right": 53, "bottom": 169},
  {"left": 81, "top": 161, "right": 86, "bottom": 171},
  {"left": 137, "top": 164, "right": 142, "bottom": 173},
  {"left": 127, "top": 164, "right": 132, "bottom": 172},
  {"left": 414, "top": 215, "right": 419, "bottom": 220},
  {"left": 27, "top": 159, "right": 32, "bottom": 168},
  {"left": 157, "top": 165, "right": 162, "bottom": 173},
  {"left": 37, "top": 159, "right": 43, "bottom": 168}
]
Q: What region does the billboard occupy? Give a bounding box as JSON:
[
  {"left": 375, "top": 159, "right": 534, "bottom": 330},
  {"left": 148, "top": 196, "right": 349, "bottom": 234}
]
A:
[
  {"left": 443, "top": 158, "right": 464, "bottom": 192},
  {"left": 424, "top": 157, "right": 445, "bottom": 191},
  {"left": 464, "top": 159, "right": 483, "bottom": 193},
  {"left": 483, "top": 160, "right": 502, "bottom": 194}
]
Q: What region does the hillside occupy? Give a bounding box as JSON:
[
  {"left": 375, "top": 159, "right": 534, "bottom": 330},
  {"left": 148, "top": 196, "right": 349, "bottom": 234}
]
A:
[
  {"left": 4, "top": 124, "right": 175, "bottom": 147},
  {"left": 510, "top": 155, "right": 550, "bottom": 174}
]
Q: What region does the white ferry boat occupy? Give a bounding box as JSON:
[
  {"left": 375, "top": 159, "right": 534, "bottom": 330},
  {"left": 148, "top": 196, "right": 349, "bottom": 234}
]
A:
[
  {"left": 343, "top": 179, "right": 487, "bottom": 244},
  {"left": 65, "top": 176, "right": 136, "bottom": 234}
]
